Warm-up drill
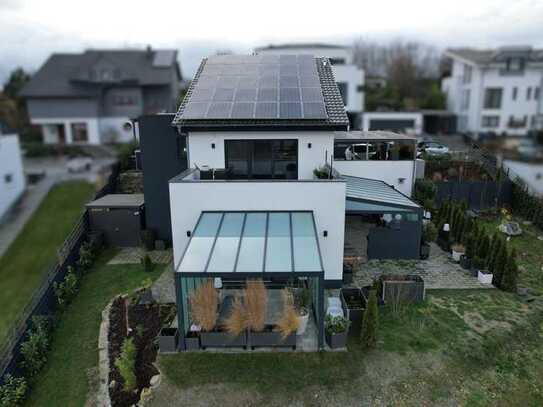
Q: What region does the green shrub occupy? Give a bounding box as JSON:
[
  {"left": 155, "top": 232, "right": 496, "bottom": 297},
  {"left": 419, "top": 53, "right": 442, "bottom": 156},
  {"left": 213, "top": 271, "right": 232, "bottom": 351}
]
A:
[
  {"left": 0, "top": 374, "right": 27, "bottom": 406},
  {"left": 413, "top": 180, "right": 436, "bottom": 207},
  {"left": 423, "top": 221, "right": 438, "bottom": 243},
  {"left": 325, "top": 315, "right": 350, "bottom": 334},
  {"left": 115, "top": 337, "right": 137, "bottom": 392},
  {"left": 492, "top": 243, "right": 508, "bottom": 288},
  {"left": 20, "top": 316, "right": 50, "bottom": 377},
  {"left": 141, "top": 255, "right": 153, "bottom": 273},
  {"left": 77, "top": 242, "right": 94, "bottom": 272},
  {"left": 117, "top": 142, "right": 137, "bottom": 171},
  {"left": 501, "top": 248, "right": 519, "bottom": 292},
  {"left": 53, "top": 266, "right": 78, "bottom": 309},
  {"left": 478, "top": 234, "right": 491, "bottom": 263},
  {"left": 361, "top": 290, "right": 379, "bottom": 349},
  {"left": 140, "top": 229, "right": 155, "bottom": 251},
  {"left": 465, "top": 233, "right": 476, "bottom": 259}
]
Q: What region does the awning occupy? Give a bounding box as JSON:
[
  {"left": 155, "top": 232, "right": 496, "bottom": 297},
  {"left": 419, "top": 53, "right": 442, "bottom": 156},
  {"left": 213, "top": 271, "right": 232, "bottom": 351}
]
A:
[
  {"left": 177, "top": 211, "right": 324, "bottom": 274},
  {"left": 341, "top": 175, "right": 420, "bottom": 211}
]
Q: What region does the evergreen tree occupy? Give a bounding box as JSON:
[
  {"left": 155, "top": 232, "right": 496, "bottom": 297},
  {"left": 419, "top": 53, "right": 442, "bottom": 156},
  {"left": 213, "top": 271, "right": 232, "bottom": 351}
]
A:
[
  {"left": 361, "top": 290, "right": 379, "bottom": 349},
  {"left": 486, "top": 233, "right": 501, "bottom": 271},
  {"left": 501, "top": 249, "right": 519, "bottom": 292},
  {"left": 462, "top": 217, "right": 473, "bottom": 245},
  {"left": 465, "top": 233, "right": 476, "bottom": 259},
  {"left": 478, "top": 234, "right": 491, "bottom": 263},
  {"left": 492, "top": 243, "right": 508, "bottom": 287}
]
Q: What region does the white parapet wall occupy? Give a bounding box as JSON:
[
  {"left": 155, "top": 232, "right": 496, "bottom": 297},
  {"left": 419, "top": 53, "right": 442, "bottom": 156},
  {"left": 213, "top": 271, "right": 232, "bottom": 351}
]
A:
[
  {"left": 169, "top": 178, "right": 346, "bottom": 282},
  {"left": 0, "top": 134, "right": 26, "bottom": 220},
  {"left": 333, "top": 160, "right": 416, "bottom": 197}
]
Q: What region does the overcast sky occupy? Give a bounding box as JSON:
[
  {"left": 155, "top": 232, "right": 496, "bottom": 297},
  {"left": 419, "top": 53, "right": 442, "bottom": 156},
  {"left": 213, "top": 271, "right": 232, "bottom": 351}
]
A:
[{"left": 1, "top": 0, "right": 543, "bottom": 85}]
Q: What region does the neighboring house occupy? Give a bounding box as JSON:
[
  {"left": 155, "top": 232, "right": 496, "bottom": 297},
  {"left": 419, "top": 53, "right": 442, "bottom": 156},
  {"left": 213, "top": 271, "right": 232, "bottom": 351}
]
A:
[
  {"left": 441, "top": 46, "right": 543, "bottom": 137},
  {"left": 20, "top": 48, "right": 182, "bottom": 145},
  {"left": 365, "top": 75, "right": 387, "bottom": 90},
  {"left": 0, "top": 133, "right": 25, "bottom": 221},
  {"left": 361, "top": 111, "right": 423, "bottom": 136},
  {"left": 254, "top": 43, "right": 365, "bottom": 128}
]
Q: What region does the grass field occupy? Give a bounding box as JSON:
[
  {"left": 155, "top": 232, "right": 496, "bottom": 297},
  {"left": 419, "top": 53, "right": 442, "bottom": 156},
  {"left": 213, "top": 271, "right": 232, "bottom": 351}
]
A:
[
  {"left": 0, "top": 181, "right": 95, "bottom": 344},
  {"left": 24, "top": 251, "right": 163, "bottom": 407},
  {"left": 153, "top": 216, "right": 543, "bottom": 406}
]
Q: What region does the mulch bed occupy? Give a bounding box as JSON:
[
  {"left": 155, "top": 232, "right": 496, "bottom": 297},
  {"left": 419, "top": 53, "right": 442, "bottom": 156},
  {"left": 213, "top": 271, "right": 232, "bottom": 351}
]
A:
[{"left": 108, "top": 294, "right": 175, "bottom": 407}]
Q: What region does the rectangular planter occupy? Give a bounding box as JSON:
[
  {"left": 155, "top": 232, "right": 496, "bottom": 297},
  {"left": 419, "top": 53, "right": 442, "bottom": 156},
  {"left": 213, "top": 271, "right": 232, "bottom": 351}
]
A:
[
  {"left": 478, "top": 270, "right": 494, "bottom": 285},
  {"left": 325, "top": 330, "right": 348, "bottom": 349},
  {"left": 380, "top": 275, "right": 425, "bottom": 304},
  {"left": 249, "top": 329, "right": 296, "bottom": 349},
  {"left": 340, "top": 288, "right": 365, "bottom": 337},
  {"left": 200, "top": 331, "right": 247, "bottom": 349},
  {"left": 184, "top": 333, "right": 200, "bottom": 351},
  {"left": 342, "top": 263, "right": 353, "bottom": 285},
  {"left": 158, "top": 328, "right": 179, "bottom": 353}
]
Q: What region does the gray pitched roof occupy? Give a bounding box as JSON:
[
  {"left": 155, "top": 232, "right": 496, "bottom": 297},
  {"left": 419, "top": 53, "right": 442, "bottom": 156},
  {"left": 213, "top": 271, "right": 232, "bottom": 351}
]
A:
[
  {"left": 86, "top": 194, "right": 144, "bottom": 209},
  {"left": 255, "top": 43, "right": 347, "bottom": 51},
  {"left": 446, "top": 47, "right": 543, "bottom": 65},
  {"left": 341, "top": 175, "right": 420, "bottom": 209},
  {"left": 171, "top": 55, "right": 349, "bottom": 131},
  {"left": 21, "top": 49, "right": 180, "bottom": 98}
]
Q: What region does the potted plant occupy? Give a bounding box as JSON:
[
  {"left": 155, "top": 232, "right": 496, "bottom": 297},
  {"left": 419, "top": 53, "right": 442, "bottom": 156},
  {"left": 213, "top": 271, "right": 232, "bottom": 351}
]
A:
[
  {"left": 340, "top": 288, "right": 366, "bottom": 336},
  {"left": 451, "top": 243, "right": 465, "bottom": 262},
  {"left": 158, "top": 327, "right": 178, "bottom": 353},
  {"left": 313, "top": 166, "right": 330, "bottom": 180},
  {"left": 200, "top": 295, "right": 247, "bottom": 348},
  {"left": 294, "top": 286, "right": 312, "bottom": 335},
  {"left": 325, "top": 315, "right": 350, "bottom": 349}
]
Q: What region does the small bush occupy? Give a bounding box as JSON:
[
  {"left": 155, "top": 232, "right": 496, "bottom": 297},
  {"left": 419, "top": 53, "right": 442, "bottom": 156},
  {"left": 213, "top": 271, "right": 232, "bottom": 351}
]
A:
[
  {"left": 77, "top": 242, "right": 94, "bottom": 272},
  {"left": 20, "top": 316, "right": 50, "bottom": 377},
  {"left": 501, "top": 248, "right": 519, "bottom": 292},
  {"left": 325, "top": 315, "right": 350, "bottom": 334},
  {"left": 361, "top": 290, "right": 379, "bottom": 349},
  {"left": 140, "top": 229, "right": 155, "bottom": 251},
  {"left": 0, "top": 374, "right": 28, "bottom": 406},
  {"left": 53, "top": 266, "right": 78, "bottom": 309},
  {"left": 423, "top": 221, "right": 438, "bottom": 243},
  {"left": 141, "top": 255, "right": 153, "bottom": 273},
  {"left": 115, "top": 337, "right": 137, "bottom": 392},
  {"left": 492, "top": 243, "right": 508, "bottom": 287}
]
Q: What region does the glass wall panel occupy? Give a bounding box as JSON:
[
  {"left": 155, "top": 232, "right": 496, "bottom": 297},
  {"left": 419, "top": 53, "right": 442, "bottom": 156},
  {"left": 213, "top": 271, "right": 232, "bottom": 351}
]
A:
[
  {"left": 236, "top": 213, "right": 267, "bottom": 272},
  {"left": 334, "top": 140, "right": 414, "bottom": 161},
  {"left": 265, "top": 212, "right": 292, "bottom": 272},
  {"left": 207, "top": 213, "right": 244, "bottom": 272},
  {"left": 292, "top": 213, "right": 322, "bottom": 272}
]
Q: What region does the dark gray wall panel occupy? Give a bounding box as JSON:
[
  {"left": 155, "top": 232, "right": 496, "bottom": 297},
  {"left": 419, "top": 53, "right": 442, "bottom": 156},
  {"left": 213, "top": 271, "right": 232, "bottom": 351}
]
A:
[
  {"left": 367, "top": 221, "right": 422, "bottom": 260},
  {"left": 369, "top": 119, "right": 415, "bottom": 131}
]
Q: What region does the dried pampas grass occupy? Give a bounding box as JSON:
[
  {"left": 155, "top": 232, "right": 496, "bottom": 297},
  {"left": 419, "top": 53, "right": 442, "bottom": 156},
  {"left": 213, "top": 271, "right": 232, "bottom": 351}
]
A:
[
  {"left": 275, "top": 289, "right": 300, "bottom": 339},
  {"left": 244, "top": 279, "right": 267, "bottom": 332},
  {"left": 224, "top": 295, "right": 247, "bottom": 336},
  {"left": 189, "top": 280, "right": 218, "bottom": 332}
]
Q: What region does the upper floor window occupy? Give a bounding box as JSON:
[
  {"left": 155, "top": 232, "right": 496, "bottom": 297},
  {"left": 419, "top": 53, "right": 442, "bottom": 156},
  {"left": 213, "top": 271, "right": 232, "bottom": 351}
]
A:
[
  {"left": 506, "top": 57, "right": 525, "bottom": 72},
  {"left": 334, "top": 140, "right": 415, "bottom": 161},
  {"left": 461, "top": 89, "right": 470, "bottom": 110},
  {"left": 508, "top": 115, "right": 527, "bottom": 129},
  {"left": 337, "top": 82, "right": 348, "bottom": 106},
  {"left": 483, "top": 88, "right": 502, "bottom": 109},
  {"left": 329, "top": 58, "right": 346, "bottom": 65},
  {"left": 535, "top": 87, "right": 541, "bottom": 100},
  {"left": 481, "top": 115, "right": 500, "bottom": 128},
  {"left": 462, "top": 64, "right": 472, "bottom": 84},
  {"left": 527, "top": 87, "right": 532, "bottom": 100},
  {"left": 512, "top": 87, "right": 518, "bottom": 101}
]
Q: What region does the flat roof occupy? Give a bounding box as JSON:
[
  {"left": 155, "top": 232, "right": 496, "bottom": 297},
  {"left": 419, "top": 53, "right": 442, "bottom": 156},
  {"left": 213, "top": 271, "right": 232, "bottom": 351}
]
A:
[
  {"left": 334, "top": 130, "right": 417, "bottom": 141},
  {"left": 341, "top": 175, "right": 420, "bottom": 210},
  {"left": 177, "top": 211, "right": 324, "bottom": 274},
  {"left": 86, "top": 194, "right": 144, "bottom": 209}
]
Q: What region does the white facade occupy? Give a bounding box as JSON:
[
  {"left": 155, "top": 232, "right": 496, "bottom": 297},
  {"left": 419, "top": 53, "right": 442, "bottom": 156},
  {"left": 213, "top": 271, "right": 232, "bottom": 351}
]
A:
[
  {"left": 33, "top": 117, "right": 133, "bottom": 145},
  {"left": 0, "top": 135, "right": 26, "bottom": 220},
  {"left": 361, "top": 112, "right": 423, "bottom": 135},
  {"left": 255, "top": 45, "right": 365, "bottom": 117},
  {"left": 442, "top": 49, "right": 543, "bottom": 136}
]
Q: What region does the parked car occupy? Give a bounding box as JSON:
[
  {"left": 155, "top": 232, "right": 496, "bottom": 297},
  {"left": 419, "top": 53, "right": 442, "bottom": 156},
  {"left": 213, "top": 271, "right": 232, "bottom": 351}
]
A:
[
  {"left": 67, "top": 157, "right": 93, "bottom": 173},
  {"left": 417, "top": 141, "right": 449, "bottom": 157}
]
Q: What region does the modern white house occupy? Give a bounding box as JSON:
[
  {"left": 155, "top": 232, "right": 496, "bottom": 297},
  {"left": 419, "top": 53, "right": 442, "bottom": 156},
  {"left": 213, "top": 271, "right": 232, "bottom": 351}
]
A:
[
  {"left": 255, "top": 44, "right": 365, "bottom": 128},
  {"left": 0, "top": 133, "right": 25, "bottom": 221},
  {"left": 145, "top": 54, "right": 421, "bottom": 351},
  {"left": 441, "top": 46, "right": 543, "bottom": 137},
  {"left": 20, "top": 48, "right": 182, "bottom": 145}
]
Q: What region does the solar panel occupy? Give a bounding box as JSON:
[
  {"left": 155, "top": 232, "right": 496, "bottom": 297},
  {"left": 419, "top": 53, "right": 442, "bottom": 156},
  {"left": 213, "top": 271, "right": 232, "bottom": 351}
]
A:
[{"left": 180, "top": 55, "right": 328, "bottom": 120}]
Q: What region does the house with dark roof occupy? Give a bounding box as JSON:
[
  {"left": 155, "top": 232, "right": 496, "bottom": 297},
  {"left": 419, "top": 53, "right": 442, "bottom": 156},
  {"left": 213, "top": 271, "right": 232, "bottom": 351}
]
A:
[
  {"left": 442, "top": 46, "right": 543, "bottom": 138},
  {"left": 20, "top": 48, "right": 182, "bottom": 145},
  {"left": 136, "top": 54, "right": 422, "bottom": 351}
]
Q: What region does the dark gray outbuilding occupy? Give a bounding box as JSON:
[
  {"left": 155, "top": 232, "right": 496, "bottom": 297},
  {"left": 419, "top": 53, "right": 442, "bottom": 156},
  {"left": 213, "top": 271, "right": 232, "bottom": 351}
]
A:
[{"left": 86, "top": 194, "right": 145, "bottom": 247}]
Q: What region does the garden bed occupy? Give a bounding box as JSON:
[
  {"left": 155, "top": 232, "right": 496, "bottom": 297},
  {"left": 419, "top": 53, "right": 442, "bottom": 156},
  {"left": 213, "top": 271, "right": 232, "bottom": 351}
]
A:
[{"left": 108, "top": 295, "right": 175, "bottom": 407}]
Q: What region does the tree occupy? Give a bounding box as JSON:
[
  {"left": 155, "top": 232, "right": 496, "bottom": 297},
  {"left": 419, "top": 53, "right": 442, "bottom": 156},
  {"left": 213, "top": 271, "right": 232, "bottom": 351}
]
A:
[
  {"left": 361, "top": 290, "right": 379, "bottom": 349},
  {"left": 478, "top": 234, "right": 491, "bottom": 263},
  {"left": 501, "top": 249, "right": 519, "bottom": 292},
  {"left": 487, "top": 234, "right": 501, "bottom": 272},
  {"left": 3, "top": 68, "right": 30, "bottom": 101},
  {"left": 421, "top": 83, "right": 446, "bottom": 109},
  {"left": 492, "top": 243, "right": 508, "bottom": 287}
]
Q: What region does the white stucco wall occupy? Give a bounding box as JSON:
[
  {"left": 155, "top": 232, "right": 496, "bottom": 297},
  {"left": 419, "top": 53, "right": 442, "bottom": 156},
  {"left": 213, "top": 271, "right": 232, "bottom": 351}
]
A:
[
  {"left": 187, "top": 131, "right": 335, "bottom": 180},
  {"left": 0, "top": 135, "right": 25, "bottom": 220},
  {"left": 361, "top": 112, "right": 423, "bottom": 134},
  {"left": 98, "top": 117, "right": 135, "bottom": 143},
  {"left": 333, "top": 160, "right": 415, "bottom": 196},
  {"left": 169, "top": 180, "right": 346, "bottom": 281}
]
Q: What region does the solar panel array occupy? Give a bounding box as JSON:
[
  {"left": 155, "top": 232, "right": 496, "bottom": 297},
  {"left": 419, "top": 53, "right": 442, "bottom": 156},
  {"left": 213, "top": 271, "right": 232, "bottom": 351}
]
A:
[{"left": 180, "top": 55, "right": 328, "bottom": 120}]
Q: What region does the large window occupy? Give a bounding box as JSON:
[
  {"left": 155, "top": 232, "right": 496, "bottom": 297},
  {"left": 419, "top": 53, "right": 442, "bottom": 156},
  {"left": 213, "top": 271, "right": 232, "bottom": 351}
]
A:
[
  {"left": 484, "top": 88, "right": 503, "bottom": 109},
  {"left": 481, "top": 115, "right": 500, "bottom": 128},
  {"left": 225, "top": 139, "right": 298, "bottom": 179},
  {"left": 71, "top": 123, "right": 88, "bottom": 142},
  {"left": 334, "top": 140, "right": 415, "bottom": 161}
]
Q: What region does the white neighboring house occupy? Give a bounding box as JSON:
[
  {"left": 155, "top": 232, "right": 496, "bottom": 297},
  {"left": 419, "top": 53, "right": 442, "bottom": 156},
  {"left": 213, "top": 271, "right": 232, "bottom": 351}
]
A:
[
  {"left": 20, "top": 48, "right": 182, "bottom": 145},
  {"left": 361, "top": 112, "right": 423, "bottom": 136},
  {"left": 0, "top": 133, "right": 25, "bottom": 221},
  {"left": 255, "top": 43, "right": 365, "bottom": 128},
  {"left": 441, "top": 46, "right": 543, "bottom": 137}
]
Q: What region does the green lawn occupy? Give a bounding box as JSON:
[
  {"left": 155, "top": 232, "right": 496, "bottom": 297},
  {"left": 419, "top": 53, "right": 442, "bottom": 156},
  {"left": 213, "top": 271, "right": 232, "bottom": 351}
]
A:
[
  {"left": 0, "top": 181, "right": 95, "bottom": 344},
  {"left": 24, "top": 251, "right": 163, "bottom": 407}
]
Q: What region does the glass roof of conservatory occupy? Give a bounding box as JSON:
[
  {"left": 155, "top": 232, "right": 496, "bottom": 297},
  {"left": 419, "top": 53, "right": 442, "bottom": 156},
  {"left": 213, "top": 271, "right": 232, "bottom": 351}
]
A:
[{"left": 177, "top": 211, "right": 324, "bottom": 274}]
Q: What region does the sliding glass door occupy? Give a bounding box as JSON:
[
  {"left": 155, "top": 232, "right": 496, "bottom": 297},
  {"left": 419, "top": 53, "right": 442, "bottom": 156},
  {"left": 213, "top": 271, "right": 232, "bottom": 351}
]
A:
[{"left": 225, "top": 139, "right": 298, "bottom": 180}]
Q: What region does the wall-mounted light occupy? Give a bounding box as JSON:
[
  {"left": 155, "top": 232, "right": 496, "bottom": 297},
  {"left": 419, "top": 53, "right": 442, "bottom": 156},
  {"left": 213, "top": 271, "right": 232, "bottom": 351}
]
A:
[
  {"left": 443, "top": 223, "right": 450, "bottom": 232},
  {"left": 323, "top": 230, "right": 328, "bottom": 237},
  {"left": 308, "top": 143, "right": 312, "bottom": 149},
  {"left": 211, "top": 143, "right": 215, "bottom": 149},
  {"left": 398, "top": 177, "right": 406, "bottom": 184},
  {"left": 186, "top": 231, "right": 192, "bottom": 237}
]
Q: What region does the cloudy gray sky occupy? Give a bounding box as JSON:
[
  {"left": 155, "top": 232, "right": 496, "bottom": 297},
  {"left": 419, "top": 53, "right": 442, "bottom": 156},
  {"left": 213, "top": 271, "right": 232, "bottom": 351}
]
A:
[{"left": 1, "top": 0, "right": 543, "bottom": 85}]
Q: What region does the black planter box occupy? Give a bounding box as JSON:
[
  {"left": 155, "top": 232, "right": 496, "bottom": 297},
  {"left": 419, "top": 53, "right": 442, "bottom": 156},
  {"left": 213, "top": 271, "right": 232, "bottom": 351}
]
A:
[
  {"left": 249, "top": 327, "right": 296, "bottom": 349},
  {"left": 343, "top": 263, "right": 353, "bottom": 285},
  {"left": 420, "top": 243, "right": 430, "bottom": 260},
  {"left": 325, "top": 330, "right": 348, "bottom": 349},
  {"left": 340, "top": 288, "right": 366, "bottom": 337},
  {"left": 380, "top": 275, "right": 425, "bottom": 304},
  {"left": 184, "top": 333, "right": 200, "bottom": 351},
  {"left": 159, "top": 327, "right": 179, "bottom": 353},
  {"left": 200, "top": 331, "right": 247, "bottom": 349},
  {"left": 460, "top": 255, "right": 471, "bottom": 270}
]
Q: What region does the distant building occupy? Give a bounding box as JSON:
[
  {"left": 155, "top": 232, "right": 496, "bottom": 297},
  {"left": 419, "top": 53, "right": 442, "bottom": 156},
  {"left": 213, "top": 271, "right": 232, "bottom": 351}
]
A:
[
  {"left": 0, "top": 133, "right": 25, "bottom": 221},
  {"left": 255, "top": 43, "right": 365, "bottom": 128},
  {"left": 442, "top": 46, "right": 543, "bottom": 137},
  {"left": 365, "top": 75, "right": 387, "bottom": 90},
  {"left": 20, "top": 48, "right": 182, "bottom": 145}
]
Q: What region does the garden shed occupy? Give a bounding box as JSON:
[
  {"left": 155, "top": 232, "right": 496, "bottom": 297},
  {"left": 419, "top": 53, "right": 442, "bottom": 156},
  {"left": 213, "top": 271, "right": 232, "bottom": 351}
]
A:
[{"left": 86, "top": 194, "right": 145, "bottom": 247}]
